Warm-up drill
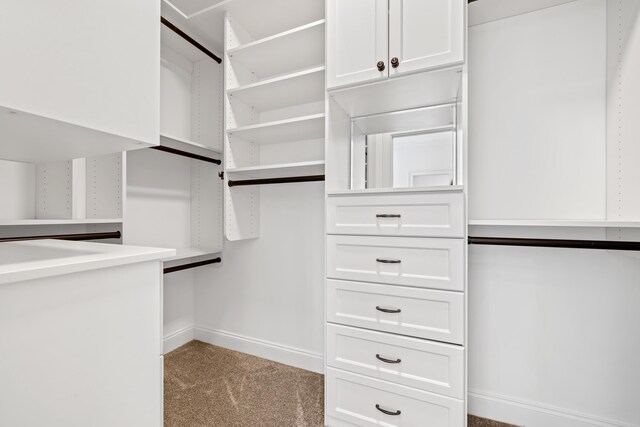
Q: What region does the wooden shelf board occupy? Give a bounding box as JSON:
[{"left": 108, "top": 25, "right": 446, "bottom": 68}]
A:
[
  {"left": 228, "top": 20, "right": 325, "bottom": 78},
  {"left": 0, "top": 105, "right": 153, "bottom": 164},
  {"left": 352, "top": 104, "right": 455, "bottom": 135},
  {"left": 326, "top": 185, "right": 464, "bottom": 196},
  {"left": 0, "top": 219, "right": 123, "bottom": 226},
  {"left": 329, "top": 66, "right": 463, "bottom": 118},
  {"left": 227, "top": 160, "right": 325, "bottom": 179},
  {"left": 177, "top": 0, "right": 325, "bottom": 49},
  {"left": 468, "top": 220, "right": 640, "bottom": 228},
  {"left": 227, "top": 113, "right": 325, "bottom": 144},
  {"left": 227, "top": 66, "right": 325, "bottom": 111},
  {"left": 164, "top": 247, "right": 221, "bottom": 263},
  {"left": 160, "top": 133, "right": 222, "bottom": 156}
]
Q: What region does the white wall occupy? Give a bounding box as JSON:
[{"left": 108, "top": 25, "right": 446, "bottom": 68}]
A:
[
  {"left": 468, "top": 245, "right": 640, "bottom": 427},
  {"left": 467, "top": 1, "right": 640, "bottom": 426},
  {"left": 163, "top": 271, "right": 195, "bottom": 353},
  {"left": 468, "top": 0, "right": 607, "bottom": 221},
  {"left": 193, "top": 183, "right": 325, "bottom": 373}
]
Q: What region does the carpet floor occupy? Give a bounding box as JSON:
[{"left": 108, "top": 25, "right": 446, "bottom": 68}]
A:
[{"left": 164, "top": 340, "right": 519, "bottom": 427}]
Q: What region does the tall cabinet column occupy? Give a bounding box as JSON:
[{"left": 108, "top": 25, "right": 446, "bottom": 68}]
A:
[{"left": 325, "top": 1, "right": 468, "bottom": 425}]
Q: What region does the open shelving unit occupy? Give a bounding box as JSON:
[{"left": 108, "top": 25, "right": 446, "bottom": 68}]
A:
[
  {"left": 123, "top": 17, "right": 224, "bottom": 270},
  {"left": 223, "top": 4, "right": 326, "bottom": 240},
  {"left": 0, "top": 153, "right": 125, "bottom": 242}
]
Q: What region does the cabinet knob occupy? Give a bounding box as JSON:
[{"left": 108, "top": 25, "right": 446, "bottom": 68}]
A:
[
  {"left": 377, "top": 61, "right": 385, "bottom": 72},
  {"left": 391, "top": 57, "right": 399, "bottom": 68}
]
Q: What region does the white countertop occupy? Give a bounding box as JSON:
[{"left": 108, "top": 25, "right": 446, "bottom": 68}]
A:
[{"left": 0, "top": 239, "right": 176, "bottom": 285}]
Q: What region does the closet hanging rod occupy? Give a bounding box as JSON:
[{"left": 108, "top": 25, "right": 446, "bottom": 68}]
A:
[
  {"left": 151, "top": 145, "right": 221, "bottom": 165},
  {"left": 164, "top": 257, "right": 222, "bottom": 274},
  {"left": 228, "top": 174, "right": 325, "bottom": 187},
  {"left": 161, "top": 17, "right": 222, "bottom": 64},
  {"left": 0, "top": 231, "right": 121, "bottom": 243},
  {"left": 468, "top": 236, "right": 640, "bottom": 251}
]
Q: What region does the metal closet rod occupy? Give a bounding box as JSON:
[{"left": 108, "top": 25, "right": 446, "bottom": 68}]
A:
[
  {"left": 161, "top": 17, "right": 222, "bottom": 64},
  {"left": 228, "top": 174, "right": 325, "bottom": 187},
  {"left": 151, "top": 145, "right": 221, "bottom": 165},
  {"left": 164, "top": 257, "right": 222, "bottom": 274},
  {"left": 0, "top": 231, "right": 121, "bottom": 243},
  {"left": 468, "top": 236, "right": 640, "bottom": 251}
]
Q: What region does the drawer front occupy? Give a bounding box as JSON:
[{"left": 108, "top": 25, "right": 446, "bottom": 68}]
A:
[
  {"left": 327, "top": 192, "right": 464, "bottom": 238},
  {"left": 327, "top": 324, "right": 464, "bottom": 398},
  {"left": 327, "top": 235, "right": 464, "bottom": 291},
  {"left": 326, "top": 368, "right": 464, "bottom": 427},
  {"left": 327, "top": 280, "right": 464, "bottom": 344}
]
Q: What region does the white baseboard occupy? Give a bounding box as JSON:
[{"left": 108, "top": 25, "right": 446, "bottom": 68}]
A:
[
  {"left": 468, "top": 389, "right": 637, "bottom": 427},
  {"left": 194, "top": 326, "right": 324, "bottom": 374},
  {"left": 163, "top": 325, "right": 194, "bottom": 354}
]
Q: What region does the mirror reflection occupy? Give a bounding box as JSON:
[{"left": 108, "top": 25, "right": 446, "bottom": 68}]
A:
[{"left": 351, "top": 104, "right": 458, "bottom": 190}]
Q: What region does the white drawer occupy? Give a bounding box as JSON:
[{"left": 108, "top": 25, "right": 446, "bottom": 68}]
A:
[
  {"left": 326, "top": 368, "right": 464, "bottom": 427},
  {"left": 327, "top": 324, "right": 464, "bottom": 399},
  {"left": 327, "top": 192, "right": 464, "bottom": 238},
  {"left": 327, "top": 235, "right": 464, "bottom": 291},
  {"left": 327, "top": 280, "right": 464, "bottom": 344}
]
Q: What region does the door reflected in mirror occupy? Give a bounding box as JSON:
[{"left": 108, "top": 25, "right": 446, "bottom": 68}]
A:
[{"left": 351, "top": 105, "right": 458, "bottom": 190}]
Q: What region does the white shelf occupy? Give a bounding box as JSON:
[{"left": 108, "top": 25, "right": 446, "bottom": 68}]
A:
[
  {"left": 228, "top": 20, "right": 325, "bottom": 78},
  {"left": 160, "top": 134, "right": 222, "bottom": 155},
  {"left": 227, "top": 113, "right": 325, "bottom": 144},
  {"left": 329, "top": 66, "right": 463, "bottom": 118},
  {"left": 163, "top": 247, "right": 221, "bottom": 263},
  {"left": 352, "top": 104, "right": 455, "bottom": 135},
  {"left": 227, "top": 66, "right": 325, "bottom": 111},
  {"left": 0, "top": 105, "right": 153, "bottom": 164},
  {"left": 227, "top": 160, "right": 325, "bottom": 179},
  {"left": 0, "top": 219, "right": 123, "bottom": 226},
  {"left": 469, "top": 220, "right": 640, "bottom": 228},
  {"left": 165, "top": 0, "right": 325, "bottom": 49},
  {"left": 327, "top": 185, "right": 464, "bottom": 196}
]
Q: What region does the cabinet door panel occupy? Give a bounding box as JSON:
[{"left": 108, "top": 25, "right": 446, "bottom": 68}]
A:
[
  {"left": 389, "top": 0, "right": 463, "bottom": 76},
  {"left": 327, "top": 0, "right": 389, "bottom": 89}
]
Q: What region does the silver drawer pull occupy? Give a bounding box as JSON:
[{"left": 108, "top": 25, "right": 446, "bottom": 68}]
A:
[
  {"left": 376, "top": 404, "right": 401, "bottom": 416},
  {"left": 376, "top": 306, "right": 401, "bottom": 314},
  {"left": 376, "top": 354, "right": 401, "bottom": 364},
  {"left": 376, "top": 214, "right": 401, "bottom": 218},
  {"left": 376, "top": 258, "right": 401, "bottom": 264}
]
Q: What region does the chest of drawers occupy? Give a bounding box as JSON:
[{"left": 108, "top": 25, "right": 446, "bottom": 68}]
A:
[{"left": 325, "top": 191, "right": 466, "bottom": 427}]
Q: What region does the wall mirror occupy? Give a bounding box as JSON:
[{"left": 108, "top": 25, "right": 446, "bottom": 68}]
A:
[{"left": 350, "top": 103, "right": 458, "bottom": 190}]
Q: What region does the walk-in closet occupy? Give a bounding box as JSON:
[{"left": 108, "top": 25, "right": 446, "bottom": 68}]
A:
[{"left": 0, "top": 0, "right": 639, "bottom": 426}]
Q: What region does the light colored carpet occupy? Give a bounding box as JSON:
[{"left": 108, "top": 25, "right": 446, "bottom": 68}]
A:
[
  {"left": 164, "top": 341, "right": 324, "bottom": 427},
  {"left": 164, "top": 340, "right": 519, "bottom": 427}
]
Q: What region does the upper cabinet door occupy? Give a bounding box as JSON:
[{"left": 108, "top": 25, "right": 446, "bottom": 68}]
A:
[
  {"left": 327, "top": 0, "right": 389, "bottom": 90},
  {"left": 389, "top": 0, "right": 464, "bottom": 77}
]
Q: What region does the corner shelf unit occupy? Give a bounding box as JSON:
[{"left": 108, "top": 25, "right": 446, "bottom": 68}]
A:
[
  {"left": 123, "top": 18, "right": 224, "bottom": 271},
  {"left": 224, "top": 6, "right": 326, "bottom": 241}
]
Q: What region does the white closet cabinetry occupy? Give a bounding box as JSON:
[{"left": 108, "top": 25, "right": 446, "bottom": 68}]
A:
[
  {"left": 224, "top": 8, "right": 326, "bottom": 241},
  {"left": 124, "top": 25, "right": 223, "bottom": 267},
  {"left": 0, "top": 0, "right": 160, "bottom": 163},
  {"left": 389, "top": 0, "right": 464, "bottom": 77},
  {"left": 327, "top": 0, "right": 388, "bottom": 89},
  {"left": 327, "top": 0, "right": 464, "bottom": 89}
]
